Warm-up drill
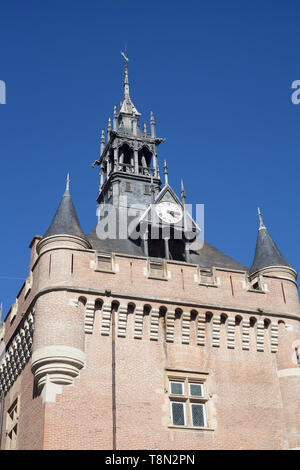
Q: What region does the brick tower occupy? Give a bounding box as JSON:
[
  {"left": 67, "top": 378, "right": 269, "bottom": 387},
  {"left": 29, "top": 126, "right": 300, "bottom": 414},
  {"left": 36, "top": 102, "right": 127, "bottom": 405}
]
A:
[{"left": 0, "top": 59, "right": 300, "bottom": 450}]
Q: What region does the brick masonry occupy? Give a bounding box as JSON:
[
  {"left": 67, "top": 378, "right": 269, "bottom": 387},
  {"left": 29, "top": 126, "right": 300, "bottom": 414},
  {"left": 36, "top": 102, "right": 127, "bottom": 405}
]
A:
[{"left": 1, "top": 239, "right": 300, "bottom": 450}]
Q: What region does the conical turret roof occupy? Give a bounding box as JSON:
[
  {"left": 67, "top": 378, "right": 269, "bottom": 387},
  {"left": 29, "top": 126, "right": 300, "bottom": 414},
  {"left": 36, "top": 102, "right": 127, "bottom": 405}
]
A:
[
  {"left": 43, "top": 177, "right": 87, "bottom": 241},
  {"left": 249, "top": 209, "right": 292, "bottom": 275}
]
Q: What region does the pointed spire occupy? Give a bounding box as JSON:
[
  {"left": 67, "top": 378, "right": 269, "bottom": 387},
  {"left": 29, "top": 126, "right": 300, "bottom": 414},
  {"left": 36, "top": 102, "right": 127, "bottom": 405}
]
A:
[
  {"left": 66, "top": 173, "right": 70, "bottom": 192},
  {"left": 249, "top": 209, "right": 292, "bottom": 275},
  {"left": 119, "top": 56, "right": 140, "bottom": 117},
  {"left": 100, "top": 129, "right": 106, "bottom": 155},
  {"left": 258, "top": 207, "right": 265, "bottom": 230},
  {"left": 181, "top": 179, "right": 186, "bottom": 204},
  {"left": 43, "top": 177, "right": 88, "bottom": 242},
  {"left": 124, "top": 60, "right": 130, "bottom": 99},
  {"left": 113, "top": 105, "right": 118, "bottom": 131},
  {"left": 107, "top": 117, "right": 112, "bottom": 140},
  {"left": 163, "top": 160, "right": 168, "bottom": 186},
  {"left": 143, "top": 123, "right": 147, "bottom": 135},
  {"left": 150, "top": 110, "right": 156, "bottom": 138}
]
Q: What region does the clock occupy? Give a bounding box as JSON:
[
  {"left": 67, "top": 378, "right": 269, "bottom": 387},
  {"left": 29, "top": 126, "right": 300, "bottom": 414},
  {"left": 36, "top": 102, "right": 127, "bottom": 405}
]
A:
[{"left": 155, "top": 201, "right": 183, "bottom": 224}]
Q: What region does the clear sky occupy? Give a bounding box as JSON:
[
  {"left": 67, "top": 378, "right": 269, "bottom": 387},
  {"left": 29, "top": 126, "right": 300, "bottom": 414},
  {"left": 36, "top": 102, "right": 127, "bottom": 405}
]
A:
[{"left": 1, "top": 0, "right": 300, "bottom": 320}]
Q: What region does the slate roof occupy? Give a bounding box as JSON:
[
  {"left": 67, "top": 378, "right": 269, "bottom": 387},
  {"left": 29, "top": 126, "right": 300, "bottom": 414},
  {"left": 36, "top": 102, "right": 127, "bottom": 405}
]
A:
[
  {"left": 249, "top": 225, "right": 291, "bottom": 275},
  {"left": 43, "top": 188, "right": 88, "bottom": 241},
  {"left": 87, "top": 224, "right": 247, "bottom": 271}
]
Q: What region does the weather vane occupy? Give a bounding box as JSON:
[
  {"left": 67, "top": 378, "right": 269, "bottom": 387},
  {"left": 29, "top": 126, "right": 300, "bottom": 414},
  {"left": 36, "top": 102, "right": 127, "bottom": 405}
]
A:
[{"left": 120, "top": 46, "right": 129, "bottom": 63}]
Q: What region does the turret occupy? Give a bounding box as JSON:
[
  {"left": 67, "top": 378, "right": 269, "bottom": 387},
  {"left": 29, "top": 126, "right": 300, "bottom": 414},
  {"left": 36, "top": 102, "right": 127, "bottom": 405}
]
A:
[
  {"left": 32, "top": 176, "right": 90, "bottom": 402},
  {"left": 249, "top": 208, "right": 297, "bottom": 281}
]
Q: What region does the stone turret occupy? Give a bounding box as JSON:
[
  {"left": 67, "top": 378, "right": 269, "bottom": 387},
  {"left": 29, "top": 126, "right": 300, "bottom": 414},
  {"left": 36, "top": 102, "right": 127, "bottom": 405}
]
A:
[
  {"left": 32, "top": 177, "right": 89, "bottom": 402},
  {"left": 249, "top": 208, "right": 296, "bottom": 281}
]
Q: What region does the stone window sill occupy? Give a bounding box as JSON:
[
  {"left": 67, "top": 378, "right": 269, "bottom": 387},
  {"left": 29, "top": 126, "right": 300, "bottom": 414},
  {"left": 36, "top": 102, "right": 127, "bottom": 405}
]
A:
[{"left": 168, "top": 425, "right": 214, "bottom": 431}]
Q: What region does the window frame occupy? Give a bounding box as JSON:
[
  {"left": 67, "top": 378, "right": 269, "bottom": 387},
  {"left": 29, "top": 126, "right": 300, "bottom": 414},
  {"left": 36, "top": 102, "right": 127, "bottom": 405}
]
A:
[
  {"left": 170, "top": 400, "right": 186, "bottom": 427},
  {"left": 190, "top": 402, "right": 207, "bottom": 428},
  {"left": 166, "top": 371, "right": 210, "bottom": 430}
]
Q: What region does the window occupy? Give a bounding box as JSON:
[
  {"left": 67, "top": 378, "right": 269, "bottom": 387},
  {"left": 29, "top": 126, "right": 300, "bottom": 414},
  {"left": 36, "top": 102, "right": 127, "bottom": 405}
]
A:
[
  {"left": 148, "top": 259, "right": 167, "bottom": 280},
  {"left": 167, "top": 371, "right": 209, "bottom": 429},
  {"left": 94, "top": 253, "right": 115, "bottom": 273},
  {"left": 5, "top": 397, "right": 20, "bottom": 450},
  {"left": 198, "top": 267, "right": 218, "bottom": 287},
  {"left": 171, "top": 402, "right": 186, "bottom": 426}
]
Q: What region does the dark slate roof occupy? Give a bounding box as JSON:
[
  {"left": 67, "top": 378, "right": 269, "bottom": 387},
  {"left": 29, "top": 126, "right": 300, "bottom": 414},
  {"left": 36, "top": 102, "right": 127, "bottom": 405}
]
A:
[
  {"left": 43, "top": 188, "right": 88, "bottom": 240},
  {"left": 249, "top": 226, "right": 291, "bottom": 275},
  {"left": 87, "top": 225, "right": 247, "bottom": 271}
]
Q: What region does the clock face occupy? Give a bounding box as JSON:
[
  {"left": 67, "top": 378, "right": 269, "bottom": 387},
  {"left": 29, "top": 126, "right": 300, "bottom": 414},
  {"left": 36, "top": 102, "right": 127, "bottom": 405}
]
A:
[{"left": 155, "top": 201, "right": 183, "bottom": 224}]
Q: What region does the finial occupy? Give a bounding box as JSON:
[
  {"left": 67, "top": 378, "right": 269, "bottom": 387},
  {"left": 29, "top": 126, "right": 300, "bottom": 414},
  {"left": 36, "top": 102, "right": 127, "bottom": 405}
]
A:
[
  {"left": 163, "top": 160, "right": 168, "bottom": 186},
  {"left": 66, "top": 173, "right": 70, "bottom": 191},
  {"left": 144, "top": 123, "right": 147, "bottom": 135},
  {"left": 107, "top": 117, "right": 112, "bottom": 131},
  {"left": 181, "top": 178, "right": 186, "bottom": 202},
  {"left": 258, "top": 207, "right": 265, "bottom": 230},
  {"left": 121, "top": 50, "right": 130, "bottom": 99},
  {"left": 113, "top": 105, "right": 118, "bottom": 131},
  {"left": 100, "top": 129, "right": 106, "bottom": 156},
  {"left": 150, "top": 110, "right": 156, "bottom": 138}
]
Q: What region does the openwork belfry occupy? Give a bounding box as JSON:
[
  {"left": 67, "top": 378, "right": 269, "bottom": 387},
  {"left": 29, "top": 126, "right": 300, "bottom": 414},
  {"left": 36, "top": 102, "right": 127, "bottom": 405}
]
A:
[{"left": 0, "top": 59, "right": 300, "bottom": 450}]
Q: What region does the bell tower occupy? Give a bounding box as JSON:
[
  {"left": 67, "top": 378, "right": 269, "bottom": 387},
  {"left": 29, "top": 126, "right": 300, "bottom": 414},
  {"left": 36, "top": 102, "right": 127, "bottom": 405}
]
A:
[{"left": 92, "top": 57, "right": 165, "bottom": 213}]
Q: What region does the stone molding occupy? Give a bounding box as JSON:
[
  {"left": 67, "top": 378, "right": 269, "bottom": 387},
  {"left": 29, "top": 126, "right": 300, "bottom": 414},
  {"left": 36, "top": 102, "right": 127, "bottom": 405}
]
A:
[{"left": 31, "top": 345, "right": 85, "bottom": 389}]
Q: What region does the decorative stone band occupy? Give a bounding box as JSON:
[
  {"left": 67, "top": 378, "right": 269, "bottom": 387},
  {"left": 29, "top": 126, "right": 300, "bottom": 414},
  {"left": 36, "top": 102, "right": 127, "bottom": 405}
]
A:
[
  {"left": 166, "top": 311, "right": 175, "bottom": 343},
  {"left": 256, "top": 320, "right": 265, "bottom": 352},
  {"left": 150, "top": 308, "right": 159, "bottom": 341},
  {"left": 117, "top": 305, "right": 128, "bottom": 338},
  {"left": 227, "top": 318, "right": 235, "bottom": 349},
  {"left": 0, "top": 313, "right": 34, "bottom": 394},
  {"left": 84, "top": 300, "right": 96, "bottom": 334},
  {"left": 197, "top": 312, "right": 206, "bottom": 346},
  {"left": 134, "top": 306, "right": 144, "bottom": 339},
  {"left": 277, "top": 368, "right": 300, "bottom": 378},
  {"left": 242, "top": 318, "right": 250, "bottom": 350},
  {"left": 31, "top": 345, "right": 85, "bottom": 390},
  {"left": 270, "top": 323, "right": 279, "bottom": 353},
  {"left": 181, "top": 312, "right": 190, "bottom": 344},
  {"left": 101, "top": 302, "right": 112, "bottom": 336},
  {"left": 212, "top": 317, "right": 221, "bottom": 347}
]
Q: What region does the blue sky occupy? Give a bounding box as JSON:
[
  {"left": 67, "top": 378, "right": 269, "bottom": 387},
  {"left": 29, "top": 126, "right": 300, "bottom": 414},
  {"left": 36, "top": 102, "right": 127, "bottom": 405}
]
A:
[{"left": 1, "top": 0, "right": 300, "bottom": 319}]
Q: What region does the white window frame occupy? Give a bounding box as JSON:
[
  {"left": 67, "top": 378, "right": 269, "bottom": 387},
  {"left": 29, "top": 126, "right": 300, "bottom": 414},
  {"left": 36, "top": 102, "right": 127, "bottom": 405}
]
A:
[
  {"left": 170, "top": 400, "right": 186, "bottom": 426},
  {"left": 169, "top": 380, "right": 184, "bottom": 396},
  {"left": 188, "top": 382, "right": 204, "bottom": 397},
  {"left": 190, "top": 402, "right": 207, "bottom": 428}
]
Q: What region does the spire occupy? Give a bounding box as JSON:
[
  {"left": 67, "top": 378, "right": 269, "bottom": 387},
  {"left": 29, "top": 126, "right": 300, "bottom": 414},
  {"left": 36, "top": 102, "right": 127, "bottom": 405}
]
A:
[
  {"left": 163, "top": 160, "right": 168, "bottom": 186},
  {"left": 119, "top": 52, "right": 140, "bottom": 117},
  {"left": 66, "top": 172, "right": 70, "bottom": 191},
  {"left": 258, "top": 207, "right": 265, "bottom": 230},
  {"left": 181, "top": 179, "right": 186, "bottom": 204},
  {"left": 43, "top": 177, "right": 88, "bottom": 241},
  {"left": 249, "top": 209, "right": 292, "bottom": 275},
  {"left": 100, "top": 129, "right": 105, "bottom": 155},
  {"left": 150, "top": 110, "right": 156, "bottom": 138},
  {"left": 124, "top": 60, "right": 130, "bottom": 99}
]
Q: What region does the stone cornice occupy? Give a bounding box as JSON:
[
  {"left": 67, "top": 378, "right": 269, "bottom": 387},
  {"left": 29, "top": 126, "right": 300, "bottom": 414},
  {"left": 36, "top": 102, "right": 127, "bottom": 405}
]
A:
[{"left": 17, "top": 284, "right": 300, "bottom": 324}]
